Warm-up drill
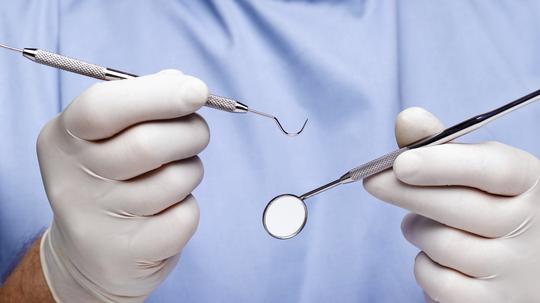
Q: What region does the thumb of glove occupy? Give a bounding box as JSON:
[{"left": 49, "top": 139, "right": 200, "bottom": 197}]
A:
[{"left": 395, "top": 107, "right": 445, "bottom": 147}]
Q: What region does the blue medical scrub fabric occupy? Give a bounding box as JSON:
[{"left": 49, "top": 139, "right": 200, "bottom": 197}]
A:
[{"left": 1, "top": 1, "right": 540, "bottom": 302}]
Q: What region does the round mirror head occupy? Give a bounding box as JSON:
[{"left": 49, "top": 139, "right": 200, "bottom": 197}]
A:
[{"left": 263, "top": 194, "right": 307, "bottom": 240}]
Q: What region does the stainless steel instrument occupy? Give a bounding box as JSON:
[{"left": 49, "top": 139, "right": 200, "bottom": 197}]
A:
[
  {"left": 0, "top": 43, "right": 308, "bottom": 136},
  {"left": 263, "top": 88, "right": 540, "bottom": 239}
]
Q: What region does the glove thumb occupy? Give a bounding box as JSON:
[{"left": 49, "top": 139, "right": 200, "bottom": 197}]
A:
[{"left": 395, "top": 107, "right": 445, "bottom": 147}]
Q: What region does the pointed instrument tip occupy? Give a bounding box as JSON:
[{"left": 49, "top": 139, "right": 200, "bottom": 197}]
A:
[
  {"left": 247, "top": 107, "right": 309, "bottom": 137},
  {"left": 277, "top": 117, "right": 308, "bottom": 137},
  {"left": 0, "top": 43, "right": 23, "bottom": 53}
]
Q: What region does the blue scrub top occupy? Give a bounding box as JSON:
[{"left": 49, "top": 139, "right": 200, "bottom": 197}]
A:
[{"left": 1, "top": 1, "right": 540, "bottom": 302}]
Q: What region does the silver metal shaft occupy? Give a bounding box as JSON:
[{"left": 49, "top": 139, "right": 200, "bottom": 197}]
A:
[
  {"left": 0, "top": 43, "right": 22, "bottom": 53},
  {"left": 299, "top": 148, "right": 408, "bottom": 200},
  {"left": 298, "top": 89, "right": 540, "bottom": 201},
  {"left": 0, "top": 44, "right": 307, "bottom": 136}
]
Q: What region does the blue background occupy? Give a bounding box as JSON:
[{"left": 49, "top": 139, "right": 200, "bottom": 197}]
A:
[{"left": 1, "top": 1, "right": 540, "bottom": 302}]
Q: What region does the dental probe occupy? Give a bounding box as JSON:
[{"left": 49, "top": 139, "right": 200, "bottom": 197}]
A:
[
  {"left": 0, "top": 43, "right": 308, "bottom": 136},
  {"left": 263, "top": 88, "right": 540, "bottom": 239}
]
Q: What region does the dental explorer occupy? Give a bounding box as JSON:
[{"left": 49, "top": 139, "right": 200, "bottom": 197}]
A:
[
  {"left": 0, "top": 43, "right": 308, "bottom": 136},
  {"left": 263, "top": 88, "right": 540, "bottom": 239}
]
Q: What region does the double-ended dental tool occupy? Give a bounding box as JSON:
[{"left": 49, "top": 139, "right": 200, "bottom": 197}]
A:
[
  {"left": 0, "top": 43, "right": 308, "bottom": 136},
  {"left": 263, "top": 88, "right": 540, "bottom": 239}
]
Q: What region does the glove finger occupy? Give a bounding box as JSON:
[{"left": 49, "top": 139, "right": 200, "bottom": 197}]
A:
[
  {"left": 395, "top": 107, "right": 445, "bottom": 148},
  {"left": 132, "top": 195, "right": 199, "bottom": 260},
  {"left": 79, "top": 114, "right": 209, "bottom": 180},
  {"left": 62, "top": 70, "right": 208, "bottom": 140},
  {"left": 101, "top": 157, "right": 203, "bottom": 216},
  {"left": 364, "top": 170, "right": 530, "bottom": 238},
  {"left": 394, "top": 142, "right": 540, "bottom": 196},
  {"left": 414, "top": 252, "right": 491, "bottom": 303},
  {"left": 402, "top": 213, "right": 502, "bottom": 278}
]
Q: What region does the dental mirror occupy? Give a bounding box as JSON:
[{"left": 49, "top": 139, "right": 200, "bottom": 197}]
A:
[
  {"left": 262, "top": 194, "right": 307, "bottom": 240},
  {"left": 262, "top": 89, "right": 540, "bottom": 240}
]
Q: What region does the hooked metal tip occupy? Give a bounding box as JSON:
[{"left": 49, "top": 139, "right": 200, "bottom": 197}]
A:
[
  {"left": 0, "top": 43, "right": 22, "bottom": 53},
  {"left": 247, "top": 108, "right": 308, "bottom": 137},
  {"left": 274, "top": 117, "right": 308, "bottom": 137}
]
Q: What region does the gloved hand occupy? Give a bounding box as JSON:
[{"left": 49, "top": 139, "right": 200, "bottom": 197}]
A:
[
  {"left": 364, "top": 107, "right": 540, "bottom": 303},
  {"left": 37, "top": 70, "right": 210, "bottom": 302}
]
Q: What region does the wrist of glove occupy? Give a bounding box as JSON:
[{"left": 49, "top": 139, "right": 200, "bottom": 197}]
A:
[
  {"left": 40, "top": 227, "right": 114, "bottom": 302},
  {"left": 365, "top": 107, "right": 540, "bottom": 303},
  {"left": 37, "top": 70, "right": 209, "bottom": 302}
]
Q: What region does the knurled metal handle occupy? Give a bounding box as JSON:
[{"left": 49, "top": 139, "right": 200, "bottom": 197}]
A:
[
  {"left": 347, "top": 148, "right": 408, "bottom": 181},
  {"left": 206, "top": 95, "right": 237, "bottom": 112},
  {"left": 33, "top": 49, "right": 240, "bottom": 112},
  {"left": 33, "top": 50, "right": 108, "bottom": 80}
]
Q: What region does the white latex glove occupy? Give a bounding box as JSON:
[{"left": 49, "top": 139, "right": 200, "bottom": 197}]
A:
[
  {"left": 37, "top": 70, "right": 210, "bottom": 302},
  {"left": 364, "top": 107, "right": 540, "bottom": 303}
]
